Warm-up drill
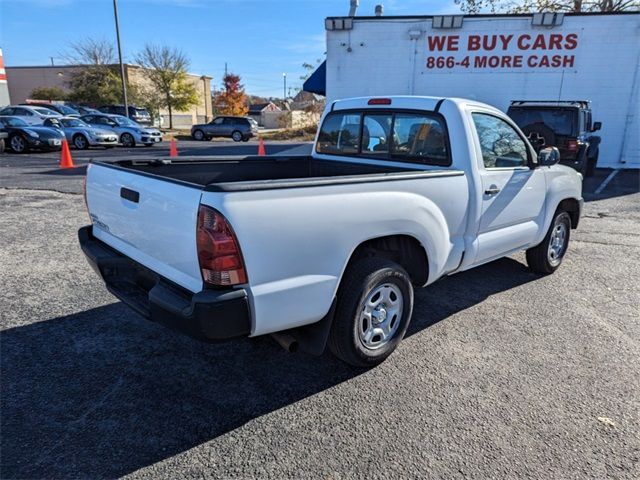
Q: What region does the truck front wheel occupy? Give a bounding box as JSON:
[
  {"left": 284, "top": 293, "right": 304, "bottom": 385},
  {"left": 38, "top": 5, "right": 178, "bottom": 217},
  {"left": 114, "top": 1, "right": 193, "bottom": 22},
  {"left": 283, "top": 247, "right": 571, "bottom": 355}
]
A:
[
  {"left": 329, "top": 257, "right": 414, "bottom": 368},
  {"left": 526, "top": 210, "right": 571, "bottom": 274}
]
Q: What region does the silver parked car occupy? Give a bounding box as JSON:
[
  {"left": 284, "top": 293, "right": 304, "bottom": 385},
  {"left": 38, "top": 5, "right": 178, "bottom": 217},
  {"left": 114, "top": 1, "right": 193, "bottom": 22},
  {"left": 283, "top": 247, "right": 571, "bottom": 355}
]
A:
[
  {"left": 191, "top": 116, "right": 258, "bottom": 142},
  {"left": 80, "top": 114, "right": 162, "bottom": 147},
  {"left": 43, "top": 117, "right": 118, "bottom": 149}
]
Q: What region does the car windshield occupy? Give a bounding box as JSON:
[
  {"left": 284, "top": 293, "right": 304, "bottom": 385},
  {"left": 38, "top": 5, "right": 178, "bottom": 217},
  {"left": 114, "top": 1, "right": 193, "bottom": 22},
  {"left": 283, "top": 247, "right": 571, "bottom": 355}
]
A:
[
  {"left": 0, "top": 117, "right": 29, "bottom": 127},
  {"left": 113, "top": 116, "right": 139, "bottom": 127},
  {"left": 61, "top": 118, "right": 87, "bottom": 128},
  {"left": 58, "top": 105, "right": 79, "bottom": 115},
  {"left": 508, "top": 107, "right": 577, "bottom": 136},
  {"left": 33, "top": 107, "right": 58, "bottom": 116}
]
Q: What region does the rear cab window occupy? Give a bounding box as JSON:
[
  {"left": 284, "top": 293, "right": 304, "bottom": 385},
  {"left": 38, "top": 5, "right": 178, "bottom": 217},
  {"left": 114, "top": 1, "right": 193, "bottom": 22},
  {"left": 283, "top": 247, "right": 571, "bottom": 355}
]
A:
[{"left": 316, "top": 109, "right": 450, "bottom": 166}]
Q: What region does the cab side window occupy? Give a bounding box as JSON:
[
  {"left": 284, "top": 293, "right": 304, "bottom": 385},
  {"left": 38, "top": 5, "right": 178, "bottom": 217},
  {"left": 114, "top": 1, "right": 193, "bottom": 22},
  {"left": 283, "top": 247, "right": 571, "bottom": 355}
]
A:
[{"left": 472, "top": 113, "right": 529, "bottom": 169}]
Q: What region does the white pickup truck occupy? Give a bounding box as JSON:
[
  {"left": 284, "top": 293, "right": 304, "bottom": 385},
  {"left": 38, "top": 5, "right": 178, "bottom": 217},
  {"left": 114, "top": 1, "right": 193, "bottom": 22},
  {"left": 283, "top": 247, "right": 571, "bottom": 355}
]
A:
[{"left": 80, "top": 96, "right": 583, "bottom": 367}]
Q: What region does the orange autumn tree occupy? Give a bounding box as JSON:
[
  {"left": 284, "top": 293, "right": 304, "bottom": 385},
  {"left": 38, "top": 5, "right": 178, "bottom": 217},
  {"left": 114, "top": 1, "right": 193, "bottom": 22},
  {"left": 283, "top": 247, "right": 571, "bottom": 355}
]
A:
[{"left": 215, "top": 73, "right": 249, "bottom": 116}]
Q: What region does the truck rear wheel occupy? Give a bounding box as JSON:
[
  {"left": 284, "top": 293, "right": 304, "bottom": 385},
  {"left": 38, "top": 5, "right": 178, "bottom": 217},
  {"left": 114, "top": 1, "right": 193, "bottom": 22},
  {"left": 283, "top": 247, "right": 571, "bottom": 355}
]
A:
[
  {"left": 526, "top": 210, "right": 571, "bottom": 274},
  {"left": 329, "top": 257, "right": 414, "bottom": 368}
]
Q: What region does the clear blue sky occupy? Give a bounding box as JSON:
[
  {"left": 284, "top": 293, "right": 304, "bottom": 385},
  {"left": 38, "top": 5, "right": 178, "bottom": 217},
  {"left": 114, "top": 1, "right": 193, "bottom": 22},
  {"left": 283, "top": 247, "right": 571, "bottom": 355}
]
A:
[{"left": 0, "top": 0, "right": 459, "bottom": 98}]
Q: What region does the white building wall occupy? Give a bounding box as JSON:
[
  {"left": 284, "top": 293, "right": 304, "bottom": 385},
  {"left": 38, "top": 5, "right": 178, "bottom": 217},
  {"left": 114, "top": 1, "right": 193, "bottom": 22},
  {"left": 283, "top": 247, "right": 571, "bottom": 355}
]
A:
[{"left": 326, "top": 13, "right": 640, "bottom": 168}]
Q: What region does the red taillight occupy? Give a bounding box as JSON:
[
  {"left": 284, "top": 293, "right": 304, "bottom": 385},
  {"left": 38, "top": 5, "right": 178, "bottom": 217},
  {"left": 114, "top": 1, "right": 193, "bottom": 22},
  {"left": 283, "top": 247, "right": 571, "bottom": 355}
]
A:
[
  {"left": 566, "top": 140, "right": 579, "bottom": 152},
  {"left": 196, "top": 205, "right": 247, "bottom": 286},
  {"left": 368, "top": 98, "right": 392, "bottom": 105}
]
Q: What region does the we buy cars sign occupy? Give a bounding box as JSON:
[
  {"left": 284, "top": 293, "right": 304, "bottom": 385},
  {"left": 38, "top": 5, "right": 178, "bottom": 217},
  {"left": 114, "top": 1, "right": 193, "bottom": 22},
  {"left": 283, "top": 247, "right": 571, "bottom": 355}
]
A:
[{"left": 424, "top": 32, "right": 579, "bottom": 72}]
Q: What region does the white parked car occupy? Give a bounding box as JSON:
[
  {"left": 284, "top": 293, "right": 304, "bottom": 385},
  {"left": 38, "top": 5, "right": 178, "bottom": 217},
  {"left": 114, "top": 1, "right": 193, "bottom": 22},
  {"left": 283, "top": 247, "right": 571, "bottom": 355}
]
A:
[
  {"left": 79, "top": 96, "right": 583, "bottom": 367},
  {"left": 80, "top": 113, "right": 162, "bottom": 147},
  {"left": 0, "top": 105, "right": 61, "bottom": 125},
  {"left": 43, "top": 117, "right": 119, "bottom": 149}
]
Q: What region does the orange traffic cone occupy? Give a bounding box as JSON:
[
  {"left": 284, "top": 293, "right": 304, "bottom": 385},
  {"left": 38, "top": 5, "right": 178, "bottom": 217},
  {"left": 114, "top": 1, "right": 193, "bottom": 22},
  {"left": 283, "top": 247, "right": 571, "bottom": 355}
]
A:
[
  {"left": 60, "top": 139, "right": 75, "bottom": 169},
  {"left": 257, "top": 137, "right": 266, "bottom": 156},
  {"left": 169, "top": 138, "right": 178, "bottom": 157}
]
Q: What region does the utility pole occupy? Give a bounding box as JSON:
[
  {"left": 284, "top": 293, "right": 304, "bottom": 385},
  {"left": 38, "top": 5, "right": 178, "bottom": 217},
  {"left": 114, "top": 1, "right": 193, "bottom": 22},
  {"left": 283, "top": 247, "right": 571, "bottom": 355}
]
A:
[
  {"left": 50, "top": 57, "right": 54, "bottom": 66},
  {"left": 113, "top": 0, "right": 129, "bottom": 118},
  {"left": 283, "top": 72, "right": 287, "bottom": 100}
]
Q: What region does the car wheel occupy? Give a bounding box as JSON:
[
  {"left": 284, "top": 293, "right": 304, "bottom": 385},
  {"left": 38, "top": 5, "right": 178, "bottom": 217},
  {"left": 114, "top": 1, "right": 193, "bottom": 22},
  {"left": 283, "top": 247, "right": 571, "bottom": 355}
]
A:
[
  {"left": 526, "top": 210, "right": 571, "bottom": 275},
  {"left": 73, "top": 134, "right": 89, "bottom": 150},
  {"left": 328, "top": 257, "right": 414, "bottom": 368},
  {"left": 242, "top": 137, "right": 250, "bottom": 142},
  {"left": 120, "top": 133, "right": 135, "bottom": 148},
  {"left": 10, "top": 134, "right": 28, "bottom": 153},
  {"left": 231, "top": 130, "right": 243, "bottom": 142},
  {"left": 192, "top": 129, "right": 205, "bottom": 141}
]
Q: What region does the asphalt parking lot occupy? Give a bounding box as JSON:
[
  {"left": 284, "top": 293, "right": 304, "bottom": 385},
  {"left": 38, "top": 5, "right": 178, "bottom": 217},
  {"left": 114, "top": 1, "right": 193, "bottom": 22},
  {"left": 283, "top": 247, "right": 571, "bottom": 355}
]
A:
[{"left": 1, "top": 144, "right": 639, "bottom": 479}]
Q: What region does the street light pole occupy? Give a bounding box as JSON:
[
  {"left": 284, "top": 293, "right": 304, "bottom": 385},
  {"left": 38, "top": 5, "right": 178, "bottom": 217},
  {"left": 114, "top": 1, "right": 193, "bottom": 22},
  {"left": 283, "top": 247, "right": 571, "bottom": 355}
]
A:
[
  {"left": 283, "top": 72, "right": 287, "bottom": 100},
  {"left": 113, "top": 0, "right": 129, "bottom": 118}
]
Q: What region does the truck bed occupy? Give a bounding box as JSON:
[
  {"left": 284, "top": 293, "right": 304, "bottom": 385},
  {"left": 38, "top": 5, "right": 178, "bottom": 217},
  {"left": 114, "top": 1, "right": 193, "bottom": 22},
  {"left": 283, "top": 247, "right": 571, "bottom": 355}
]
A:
[{"left": 97, "top": 155, "right": 433, "bottom": 191}]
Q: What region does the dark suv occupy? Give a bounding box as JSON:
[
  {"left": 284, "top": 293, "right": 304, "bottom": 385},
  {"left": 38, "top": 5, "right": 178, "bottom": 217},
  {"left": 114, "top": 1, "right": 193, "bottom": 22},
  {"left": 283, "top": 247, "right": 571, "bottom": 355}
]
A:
[
  {"left": 507, "top": 100, "right": 602, "bottom": 177},
  {"left": 191, "top": 116, "right": 258, "bottom": 142},
  {"left": 98, "top": 105, "right": 152, "bottom": 125}
]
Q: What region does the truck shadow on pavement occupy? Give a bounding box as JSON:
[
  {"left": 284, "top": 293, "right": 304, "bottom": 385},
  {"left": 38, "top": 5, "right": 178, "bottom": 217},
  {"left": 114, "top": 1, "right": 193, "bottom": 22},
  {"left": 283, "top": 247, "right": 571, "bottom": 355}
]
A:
[{"left": 1, "top": 257, "right": 537, "bottom": 479}]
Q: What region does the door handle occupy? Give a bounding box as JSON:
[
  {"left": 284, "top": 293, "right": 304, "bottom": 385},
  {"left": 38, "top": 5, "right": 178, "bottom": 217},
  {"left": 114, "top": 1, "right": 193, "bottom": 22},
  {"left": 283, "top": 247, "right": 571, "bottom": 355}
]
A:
[{"left": 484, "top": 186, "right": 501, "bottom": 195}]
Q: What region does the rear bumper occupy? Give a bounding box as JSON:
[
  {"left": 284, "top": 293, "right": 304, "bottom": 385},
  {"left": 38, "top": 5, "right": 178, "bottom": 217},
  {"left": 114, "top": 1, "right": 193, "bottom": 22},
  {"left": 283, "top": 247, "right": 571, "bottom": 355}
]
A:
[{"left": 78, "top": 226, "right": 251, "bottom": 341}]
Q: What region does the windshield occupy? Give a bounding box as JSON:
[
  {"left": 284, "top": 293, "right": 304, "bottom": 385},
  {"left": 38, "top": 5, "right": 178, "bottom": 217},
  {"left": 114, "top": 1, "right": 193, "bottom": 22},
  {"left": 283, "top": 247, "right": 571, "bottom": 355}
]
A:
[
  {"left": 508, "top": 107, "right": 577, "bottom": 136},
  {"left": 113, "top": 115, "right": 139, "bottom": 127},
  {"left": 60, "top": 118, "right": 88, "bottom": 128},
  {"left": 58, "top": 105, "right": 79, "bottom": 115},
  {"left": 0, "top": 117, "right": 29, "bottom": 127},
  {"left": 132, "top": 108, "right": 149, "bottom": 116},
  {"left": 33, "top": 107, "right": 58, "bottom": 116}
]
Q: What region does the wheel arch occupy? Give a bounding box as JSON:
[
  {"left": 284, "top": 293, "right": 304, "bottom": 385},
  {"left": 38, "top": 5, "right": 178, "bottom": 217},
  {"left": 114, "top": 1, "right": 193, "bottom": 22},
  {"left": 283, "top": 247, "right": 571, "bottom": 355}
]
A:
[
  {"left": 343, "top": 234, "right": 429, "bottom": 287},
  {"left": 557, "top": 197, "right": 581, "bottom": 229}
]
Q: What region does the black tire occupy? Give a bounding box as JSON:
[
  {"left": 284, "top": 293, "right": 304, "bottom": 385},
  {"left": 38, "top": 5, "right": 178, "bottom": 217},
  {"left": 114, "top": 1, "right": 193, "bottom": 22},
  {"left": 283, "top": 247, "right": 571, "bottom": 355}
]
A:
[
  {"left": 192, "top": 129, "right": 205, "bottom": 141},
  {"left": 328, "top": 257, "right": 414, "bottom": 368},
  {"left": 120, "top": 133, "right": 135, "bottom": 148},
  {"left": 9, "top": 134, "right": 28, "bottom": 153},
  {"left": 73, "top": 134, "right": 89, "bottom": 150},
  {"left": 0, "top": 138, "right": 5, "bottom": 154},
  {"left": 242, "top": 137, "right": 250, "bottom": 142},
  {"left": 231, "top": 130, "right": 243, "bottom": 142},
  {"left": 585, "top": 151, "right": 598, "bottom": 178},
  {"left": 526, "top": 210, "right": 571, "bottom": 275}
]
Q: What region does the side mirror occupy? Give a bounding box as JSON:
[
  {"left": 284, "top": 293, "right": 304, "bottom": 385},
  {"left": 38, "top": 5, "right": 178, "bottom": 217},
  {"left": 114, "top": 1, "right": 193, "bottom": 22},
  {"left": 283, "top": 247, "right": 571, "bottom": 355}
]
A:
[
  {"left": 538, "top": 146, "right": 560, "bottom": 167},
  {"left": 592, "top": 121, "right": 602, "bottom": 132}
]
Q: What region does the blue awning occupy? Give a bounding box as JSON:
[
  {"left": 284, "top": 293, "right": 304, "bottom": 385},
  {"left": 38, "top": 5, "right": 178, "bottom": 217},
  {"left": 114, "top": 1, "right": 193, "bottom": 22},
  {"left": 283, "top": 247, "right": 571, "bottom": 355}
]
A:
[{"left": 302, "top": 61, "right": 326, "bottom": 96}]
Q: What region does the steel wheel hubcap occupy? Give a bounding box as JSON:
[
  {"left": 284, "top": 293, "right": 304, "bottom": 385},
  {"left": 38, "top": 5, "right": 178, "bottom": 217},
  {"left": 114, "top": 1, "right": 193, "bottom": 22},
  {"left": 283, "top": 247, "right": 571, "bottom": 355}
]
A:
[
  {"left": 233, "top": 132, "right": 241, "bottom": 141},
  {"left": 358, "top": 283, "right": 403, "bottom": 350},
  {"left": 75, "top": 137, "right": 86, "bottom": 148},
  {"left": 195, "top": 131, "right": 203, "bottom": 140},
  {"left": 548, "top": 221, "right": 567, "bottom": 266}
]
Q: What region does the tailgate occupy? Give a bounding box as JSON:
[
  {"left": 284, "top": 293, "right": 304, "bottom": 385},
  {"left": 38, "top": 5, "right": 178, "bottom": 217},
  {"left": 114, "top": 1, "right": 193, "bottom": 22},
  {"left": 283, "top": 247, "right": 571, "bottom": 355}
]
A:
[{"left": 85, "top": 163, "right": 204, "bottom": 293}]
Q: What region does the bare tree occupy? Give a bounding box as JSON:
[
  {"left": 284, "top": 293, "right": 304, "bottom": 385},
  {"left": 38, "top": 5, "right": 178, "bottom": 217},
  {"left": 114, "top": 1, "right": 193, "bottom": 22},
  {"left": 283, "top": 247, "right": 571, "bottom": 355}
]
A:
[
  {"left": 135, "top": 45, "right": 198, "bottom": 129},
  {"left": 64, "top": 38, "right": 116, "bottom": 65},
  {"left": 455, "top": 0, "right": 638, "bottom": 13}
]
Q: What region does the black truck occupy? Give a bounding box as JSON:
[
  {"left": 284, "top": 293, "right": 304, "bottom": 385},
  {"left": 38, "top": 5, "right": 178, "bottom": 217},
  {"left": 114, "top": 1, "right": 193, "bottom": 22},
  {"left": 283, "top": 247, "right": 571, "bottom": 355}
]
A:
[{"left": 507, "top": 100, "right": 602, "bottom": 177}]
